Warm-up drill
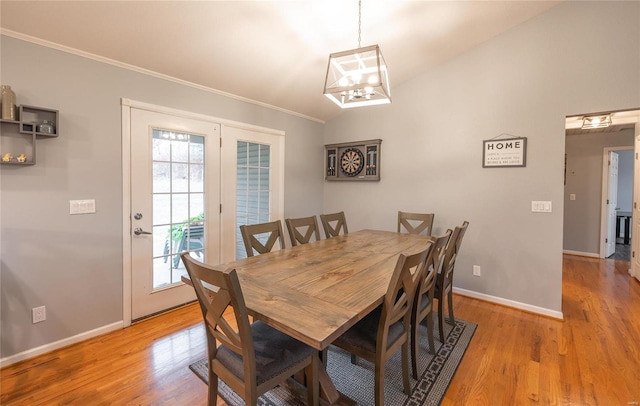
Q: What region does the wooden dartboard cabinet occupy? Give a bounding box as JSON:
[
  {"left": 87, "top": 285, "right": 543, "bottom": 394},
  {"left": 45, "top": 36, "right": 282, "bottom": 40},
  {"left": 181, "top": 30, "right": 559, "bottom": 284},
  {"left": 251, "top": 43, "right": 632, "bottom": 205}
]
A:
[{"left": 325, "top": 139, "right": 381, "bottom": 181}]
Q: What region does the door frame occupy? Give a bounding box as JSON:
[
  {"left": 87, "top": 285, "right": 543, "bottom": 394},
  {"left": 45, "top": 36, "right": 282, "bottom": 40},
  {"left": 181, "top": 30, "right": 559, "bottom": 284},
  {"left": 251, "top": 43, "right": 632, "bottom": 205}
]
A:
[
  {"left": 121, "top": 98, "right": 285, "bottom": 327},
  {"left": 599, "top": 146, "right": 632, "bottom": 258}
]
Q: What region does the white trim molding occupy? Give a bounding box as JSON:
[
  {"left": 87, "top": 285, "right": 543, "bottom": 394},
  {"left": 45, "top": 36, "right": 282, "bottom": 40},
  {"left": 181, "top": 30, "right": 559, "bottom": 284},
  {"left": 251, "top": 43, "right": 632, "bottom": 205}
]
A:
[
  {"left": 453, "top": 287, "right": 564, "bottom": 320},
  {"left": 562, "top": 250, "right": 600, "bottom": 258},
  {"left": 0, "top": 321, "right": 123, "bottom": 368},
  {"left": 122, "top": 102, "right": 132, "bottom": 327},
  {"left": 121, "top": 99, "right": 285, "bottom": 137},
  {"left": 2, "top": 29, "right": 324, "bottom": 124}
]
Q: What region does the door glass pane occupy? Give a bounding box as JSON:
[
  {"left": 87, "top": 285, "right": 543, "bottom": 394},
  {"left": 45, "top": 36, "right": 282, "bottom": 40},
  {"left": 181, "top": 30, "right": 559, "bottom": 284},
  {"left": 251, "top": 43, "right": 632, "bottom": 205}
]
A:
[
  {"left": 152, "top": 130, "right": 206, "bottom": 289},
  {"left": 171, "top": 194, "right": 189, "bottom": 225},
  {"left": 236, "top": 141, "right": 271, "bottom": 259},
  {"left": 153, "top": 194, "right": 170, "bottom": 225},
  {"left": 171, "top": 163, "right": 189, "bottom": 193},
  {"left": 153, "top": 162, "right": 170, "bottom": 193},
  {"left": 190, "top": 136, "right": 204, "bottom": 163},
  {"left": 190, "top": 164, "right": 204, "bottom": 193},
  {"left": 171, "top": 136, "right": 189, "bottom": 162}
]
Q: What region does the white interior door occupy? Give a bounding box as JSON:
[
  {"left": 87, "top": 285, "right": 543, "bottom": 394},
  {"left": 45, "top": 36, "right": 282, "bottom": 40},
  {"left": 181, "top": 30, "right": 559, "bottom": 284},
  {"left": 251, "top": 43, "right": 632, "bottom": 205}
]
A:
[
  {"left": 130, "top": 108, "right": 220, "bottom": 320},
  {"left": 633, "top": 135, "right": 640, "bottom": 281},
  {"left": 605, "top": 151, "right": 619, "bottom": 258}
]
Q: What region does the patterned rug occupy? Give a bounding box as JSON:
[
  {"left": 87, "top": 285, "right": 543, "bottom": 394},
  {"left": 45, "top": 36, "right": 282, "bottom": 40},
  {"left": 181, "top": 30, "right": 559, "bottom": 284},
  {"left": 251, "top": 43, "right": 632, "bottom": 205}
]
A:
[{"left": 189, "top": 315, "right": 476, "bottom": 405}]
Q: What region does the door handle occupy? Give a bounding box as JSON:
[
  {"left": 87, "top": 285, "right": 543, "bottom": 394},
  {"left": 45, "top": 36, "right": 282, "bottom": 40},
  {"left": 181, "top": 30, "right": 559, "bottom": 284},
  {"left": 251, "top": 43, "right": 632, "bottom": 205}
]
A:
[{"left": 133, "top": 227, "right": 152, "bottom": 235}]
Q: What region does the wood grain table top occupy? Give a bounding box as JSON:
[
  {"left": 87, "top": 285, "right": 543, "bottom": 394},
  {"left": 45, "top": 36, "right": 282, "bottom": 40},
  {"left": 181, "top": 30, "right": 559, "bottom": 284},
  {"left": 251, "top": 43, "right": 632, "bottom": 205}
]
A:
[{"left": 216, "top": 229, "right": 430, "bottom": 350}]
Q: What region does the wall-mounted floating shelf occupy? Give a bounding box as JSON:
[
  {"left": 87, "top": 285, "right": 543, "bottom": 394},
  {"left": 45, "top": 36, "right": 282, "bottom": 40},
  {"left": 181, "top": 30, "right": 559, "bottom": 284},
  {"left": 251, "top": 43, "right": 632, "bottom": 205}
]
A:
[
  {"left": 325, "top": 139, "right": 381, "bottom": 181},
  {"left": 0, "top": 105, "right": 59, "bottom": 166}
]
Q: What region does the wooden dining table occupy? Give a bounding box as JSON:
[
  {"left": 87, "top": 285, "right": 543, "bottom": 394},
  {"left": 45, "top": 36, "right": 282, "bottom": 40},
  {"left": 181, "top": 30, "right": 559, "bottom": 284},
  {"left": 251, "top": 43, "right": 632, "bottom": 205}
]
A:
[{"left": 184, "top": 229, "right": 430, "bottom": 404}]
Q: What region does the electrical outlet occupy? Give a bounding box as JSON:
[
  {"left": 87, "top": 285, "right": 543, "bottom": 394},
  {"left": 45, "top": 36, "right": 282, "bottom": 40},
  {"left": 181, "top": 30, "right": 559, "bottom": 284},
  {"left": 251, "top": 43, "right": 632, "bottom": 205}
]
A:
[
  {"left": 473, "top": 265, "right": 481, "bottom": 277},
  {"left": 32, "top": 306, "right": 46, "bottom": 323}
]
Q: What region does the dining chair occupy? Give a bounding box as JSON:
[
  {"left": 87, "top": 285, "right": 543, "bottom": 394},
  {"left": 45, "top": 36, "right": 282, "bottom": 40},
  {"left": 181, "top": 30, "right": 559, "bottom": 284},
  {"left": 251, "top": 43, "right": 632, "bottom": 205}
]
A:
[
  {"left": 410, "top": 230, "right": 451, "bottom": 379},
  {"left": 181, "top": 253, "right": 319, "bottom": 406},
  {"left": 319, "top": 211, "right": 348, "bottom": 238},
  {"left": 285, "top": 215, "right": 321, "bottom": 246},
  {"left": 327, "top": 244, "right": 433, "bottom": 406},
  {"left": 397, "top": 211, "right": 435, "bottom": 236},
  {"left": 435, "top": 221, "right": 469, "bottom": 343},
  {"left": 239, "top": 220, "right": 285, "bottom": 257}
]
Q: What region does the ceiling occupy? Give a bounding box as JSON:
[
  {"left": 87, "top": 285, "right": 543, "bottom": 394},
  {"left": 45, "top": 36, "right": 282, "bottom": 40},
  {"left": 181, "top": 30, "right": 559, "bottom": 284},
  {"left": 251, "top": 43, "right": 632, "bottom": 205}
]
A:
[{"left": 1, "top": 1, "right": 561, "bottom": 122}]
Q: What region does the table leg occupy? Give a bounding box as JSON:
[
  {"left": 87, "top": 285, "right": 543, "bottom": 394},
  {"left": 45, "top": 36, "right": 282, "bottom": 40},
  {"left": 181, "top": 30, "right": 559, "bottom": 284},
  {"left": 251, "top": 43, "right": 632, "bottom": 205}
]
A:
[
  {"left": 319, "top": 367, "right": 341, "bottom": 404},
  {"left": 285, "top": 367, "right": 354, "bottom": 405}
]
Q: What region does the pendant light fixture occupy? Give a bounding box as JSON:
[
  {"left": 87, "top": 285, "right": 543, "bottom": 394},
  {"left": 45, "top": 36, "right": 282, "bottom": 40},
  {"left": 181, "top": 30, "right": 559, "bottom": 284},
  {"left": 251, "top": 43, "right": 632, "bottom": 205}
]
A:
[
  {"left": 323, "top": 0, "right": 391, "bottom": 108},
  {"left": 581, "top": 114, "right": 612, "bottom": 129}
]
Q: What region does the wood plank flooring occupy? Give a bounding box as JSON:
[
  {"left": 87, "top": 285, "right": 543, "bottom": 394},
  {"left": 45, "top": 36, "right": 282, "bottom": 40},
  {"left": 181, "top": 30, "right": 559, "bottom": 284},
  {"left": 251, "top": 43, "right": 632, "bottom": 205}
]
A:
[{"left": 2, "top": 254, "right": 639, "bottom": 405}]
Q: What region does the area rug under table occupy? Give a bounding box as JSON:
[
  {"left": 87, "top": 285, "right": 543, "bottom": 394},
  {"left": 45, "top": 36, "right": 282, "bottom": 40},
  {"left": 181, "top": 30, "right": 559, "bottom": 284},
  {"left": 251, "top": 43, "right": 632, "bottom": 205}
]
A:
[{"left": 189, "top": 316, "right": 476, "bottom": 406}]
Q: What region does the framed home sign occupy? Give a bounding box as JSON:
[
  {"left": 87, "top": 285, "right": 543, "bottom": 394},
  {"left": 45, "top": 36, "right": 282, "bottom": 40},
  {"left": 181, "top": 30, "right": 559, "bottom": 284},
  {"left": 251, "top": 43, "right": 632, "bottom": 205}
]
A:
[{"left": 482, "top": 136, "right": 527, "bottom": 168}]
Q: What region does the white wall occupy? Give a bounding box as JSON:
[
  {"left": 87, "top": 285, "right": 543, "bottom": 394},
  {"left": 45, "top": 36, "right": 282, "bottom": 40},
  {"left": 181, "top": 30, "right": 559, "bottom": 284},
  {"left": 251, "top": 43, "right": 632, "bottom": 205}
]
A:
[
  {"left": 324, "top": 1, "right": 640, "bottom": 315},
  {"left": 0, "top": 36, "right": 325, "bottom": 359},
  {"left": 563, "top": 130, "right": 634, "bottom": 255}
]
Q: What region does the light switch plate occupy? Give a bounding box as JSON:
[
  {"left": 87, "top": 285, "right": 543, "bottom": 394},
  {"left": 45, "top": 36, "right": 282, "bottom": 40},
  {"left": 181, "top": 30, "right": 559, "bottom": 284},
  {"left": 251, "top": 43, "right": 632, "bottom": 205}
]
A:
[
  {"left": 70, "top": 199, "right": 96, "bottom": 215},
  {"left": 532, "top": 201, "right": 552, "bottom": 213}
]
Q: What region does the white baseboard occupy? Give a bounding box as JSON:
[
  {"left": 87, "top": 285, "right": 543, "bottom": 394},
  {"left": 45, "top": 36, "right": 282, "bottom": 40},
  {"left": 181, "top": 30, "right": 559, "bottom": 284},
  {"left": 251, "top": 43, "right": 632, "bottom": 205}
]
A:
[
  {"left": 0, "top": 321, "right": 123, "bottom": 368},
  {"left": 562, "top": 249, "right": 600, "bottom": 258},
  {"left": 453, "top": 287, "right": 564, "bottom": 320}
]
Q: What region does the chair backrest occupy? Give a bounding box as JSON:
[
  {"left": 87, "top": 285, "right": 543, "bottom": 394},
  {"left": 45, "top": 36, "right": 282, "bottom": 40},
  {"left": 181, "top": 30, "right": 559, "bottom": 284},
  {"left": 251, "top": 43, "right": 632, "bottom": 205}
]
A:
[
  {"left": 180, "top": 253, "right": 257, "bottom": 385},
  {"left": 378, "top": 243, "right": 432, "bottom": 349},
  {"left": 285, "top": 216, "right": 321, "bottom": 246},
  {"left": 440, "top": 221, "right": 469, "bottom": 289},
  {"left": 397, "top": 211, "right": 435, "bottom": 236},
  {"left": 320, "top": 211, "right": 348, "bottom": 238},
  {"left": 240, "top": 220, "right": 285, "bottom": 257},
  {"left": 414, "top": 230, "right": 451, "bottom": 308}
]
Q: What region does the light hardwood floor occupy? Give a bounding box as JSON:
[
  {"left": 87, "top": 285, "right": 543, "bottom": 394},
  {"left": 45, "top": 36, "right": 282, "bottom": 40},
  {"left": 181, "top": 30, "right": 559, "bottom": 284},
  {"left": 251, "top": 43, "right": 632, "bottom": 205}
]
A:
[{"left": 2, "top": 255, "right": 639, "bottom": 405}]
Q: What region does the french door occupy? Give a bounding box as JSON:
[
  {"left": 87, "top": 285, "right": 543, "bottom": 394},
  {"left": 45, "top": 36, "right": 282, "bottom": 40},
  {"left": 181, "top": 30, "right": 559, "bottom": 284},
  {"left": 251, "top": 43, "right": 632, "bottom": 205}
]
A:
[
  {"left": 124, "top": 101, "right": 285, "bottom": 322},
  {"left": 130, "top": 108, "right": 220, "bottom": 320},
  {"left": 220, "top": 125, "right": 284, "bottom": 262}
]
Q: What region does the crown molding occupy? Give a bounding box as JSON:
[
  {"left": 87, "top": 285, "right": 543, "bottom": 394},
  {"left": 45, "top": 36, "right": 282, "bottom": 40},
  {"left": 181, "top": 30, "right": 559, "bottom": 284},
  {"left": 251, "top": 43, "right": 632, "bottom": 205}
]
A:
[{"left": 1, "top": 29, "right": 325, "bottom": 124}]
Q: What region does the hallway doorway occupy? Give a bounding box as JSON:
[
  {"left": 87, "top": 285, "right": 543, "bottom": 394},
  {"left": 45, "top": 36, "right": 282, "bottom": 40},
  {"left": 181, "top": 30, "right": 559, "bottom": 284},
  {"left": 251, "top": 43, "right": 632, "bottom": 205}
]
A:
[{"left": 563, "top": 109, "right": 639, "bottom": 267}]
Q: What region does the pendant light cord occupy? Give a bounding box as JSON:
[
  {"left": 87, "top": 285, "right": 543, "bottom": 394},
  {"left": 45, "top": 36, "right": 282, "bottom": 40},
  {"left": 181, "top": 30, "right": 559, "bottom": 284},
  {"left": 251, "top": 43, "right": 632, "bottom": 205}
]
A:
[{"left": 358, "top": 0, "right": 362, "bottom": 48}]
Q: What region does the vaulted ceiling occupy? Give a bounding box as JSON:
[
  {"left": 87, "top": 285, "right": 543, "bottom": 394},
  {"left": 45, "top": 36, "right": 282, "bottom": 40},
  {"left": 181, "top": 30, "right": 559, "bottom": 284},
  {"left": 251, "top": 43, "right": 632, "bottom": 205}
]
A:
[{"left": 0, "top": 1, "right": 561, "bottom": 122}]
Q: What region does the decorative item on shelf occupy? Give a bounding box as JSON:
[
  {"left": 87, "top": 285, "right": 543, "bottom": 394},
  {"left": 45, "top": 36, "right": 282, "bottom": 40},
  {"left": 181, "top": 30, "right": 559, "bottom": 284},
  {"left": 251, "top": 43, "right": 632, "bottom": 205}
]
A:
[
  {"left": 325, "top": 139, "right": 381, "bottom": 181},
  {"left": 1, "top": 85, "right": 17, "bottom": 120},
  {"left": 16, "top": 153, "right": 27, "bottom": 163},
  {"left": 2, "top": 153, "right": 13, "bottom": 162},
  {"left": 37, "top": 120, "right": 55, "bottom": 134}
]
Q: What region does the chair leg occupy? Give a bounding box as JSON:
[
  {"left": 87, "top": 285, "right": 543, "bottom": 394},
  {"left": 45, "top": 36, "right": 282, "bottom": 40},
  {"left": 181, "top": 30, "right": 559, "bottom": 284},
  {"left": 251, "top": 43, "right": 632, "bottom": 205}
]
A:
[
  {"left": 447, "top": 290, "right": 455, "bottom": 325},
  {"left": 350, "top": 353, "right": 357, "bottom": 365},
  {"left": 411, "top": 316, "right": 419, "bottom": 380},
  {"left": 438, "top": 298, "right": 446, "bottom": 343},
  {"left": 426, "top": 312, "right": 436, "bottom": 355},
  {"left": 207, "top": 368, "right": 218, "bottom": 406},
  {"left": 374, "top": 359, "right": 385, "bottom": 406},
  {"left": 401, "top": 342, "right": 411, "bottom": 395}
]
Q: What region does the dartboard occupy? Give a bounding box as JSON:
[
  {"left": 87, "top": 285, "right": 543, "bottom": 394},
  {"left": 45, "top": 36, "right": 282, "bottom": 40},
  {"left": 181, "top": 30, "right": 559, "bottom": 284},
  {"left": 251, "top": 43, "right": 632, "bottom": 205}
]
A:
[{"left": 340, "top": 147, "right": 365, "bottom": 177}]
